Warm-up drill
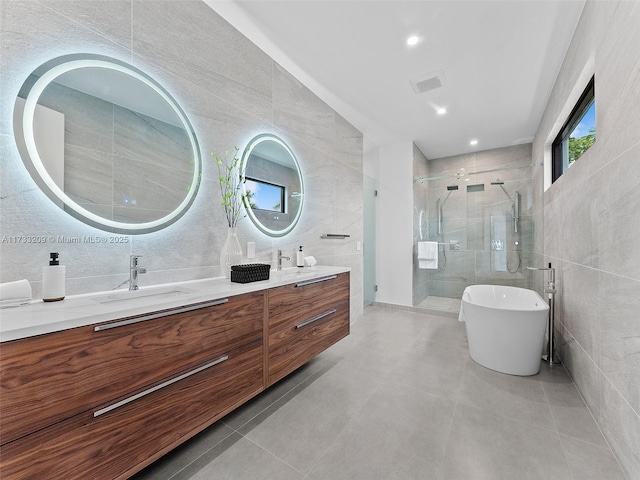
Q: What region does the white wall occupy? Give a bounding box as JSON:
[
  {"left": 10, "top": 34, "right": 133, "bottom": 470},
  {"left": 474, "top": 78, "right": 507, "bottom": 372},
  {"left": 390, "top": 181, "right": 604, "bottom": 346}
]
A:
[{"left": 373, "top": 141, "right": 414, "bottom": 306}]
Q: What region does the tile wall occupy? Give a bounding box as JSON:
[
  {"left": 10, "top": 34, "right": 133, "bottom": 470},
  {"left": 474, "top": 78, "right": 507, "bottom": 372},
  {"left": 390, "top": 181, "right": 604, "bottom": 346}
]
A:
[
  {"left": 0, "top": 1, "right": 364, "bottom": 319},
  {"left": 532, "top": 1, "right": 640, "bottom": 477}
]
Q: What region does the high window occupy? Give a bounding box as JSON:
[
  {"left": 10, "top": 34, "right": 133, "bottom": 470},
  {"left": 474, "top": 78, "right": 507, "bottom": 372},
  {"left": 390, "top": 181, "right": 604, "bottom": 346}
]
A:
[{"left": 552, "top": 77, "right": 595, "bottom": 182}]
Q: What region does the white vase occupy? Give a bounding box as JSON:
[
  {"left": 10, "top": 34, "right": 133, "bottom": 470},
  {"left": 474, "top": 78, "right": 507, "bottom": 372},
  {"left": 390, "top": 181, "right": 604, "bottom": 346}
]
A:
[{"left": 220, "top": 227, "right": 243, "bottom": 279}]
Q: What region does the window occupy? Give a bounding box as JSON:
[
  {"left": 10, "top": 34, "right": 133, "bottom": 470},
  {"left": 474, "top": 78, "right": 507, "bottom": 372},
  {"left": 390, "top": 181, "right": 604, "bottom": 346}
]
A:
[
  {"left": 552, "top": 77, "right": 595, "bottom": 182},
  {"left": 244, "top": 177, "right": 285, "bottom": 213}
]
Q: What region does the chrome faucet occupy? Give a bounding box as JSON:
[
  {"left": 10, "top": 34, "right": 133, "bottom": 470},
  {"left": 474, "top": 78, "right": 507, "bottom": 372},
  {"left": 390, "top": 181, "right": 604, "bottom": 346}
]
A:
[
  {"left": 129, "top": 255, "right": 147, "bottom": 290},
  {"left": 277, "top": 250, "right": 290, "bottom": 271},
  {"left": 526, "top": 266, "right": 556, "bottom": 294},
  {"left": 527, "top": 265, "right": 559, "bottom": 365}
]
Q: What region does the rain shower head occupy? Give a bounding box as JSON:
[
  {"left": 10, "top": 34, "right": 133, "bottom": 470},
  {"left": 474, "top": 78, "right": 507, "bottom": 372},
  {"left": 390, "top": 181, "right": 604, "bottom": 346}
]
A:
[{"left": 447, "top": 185, "right": 459, "bottom": 190}]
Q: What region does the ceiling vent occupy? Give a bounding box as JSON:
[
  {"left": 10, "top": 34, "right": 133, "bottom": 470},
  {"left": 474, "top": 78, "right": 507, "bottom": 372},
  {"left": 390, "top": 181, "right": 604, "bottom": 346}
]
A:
[{"left": 410, "top": 70, "right": 446, "bottom": 94}]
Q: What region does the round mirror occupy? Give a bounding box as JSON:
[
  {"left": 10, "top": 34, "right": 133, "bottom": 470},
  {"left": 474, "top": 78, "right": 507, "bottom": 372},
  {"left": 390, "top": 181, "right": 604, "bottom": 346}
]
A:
[
  {"left": 14, "top": 54, "right": 201, "bottom": 234},
  {"left": 241, "top": 134, "right": 304, "bottom": 237}
]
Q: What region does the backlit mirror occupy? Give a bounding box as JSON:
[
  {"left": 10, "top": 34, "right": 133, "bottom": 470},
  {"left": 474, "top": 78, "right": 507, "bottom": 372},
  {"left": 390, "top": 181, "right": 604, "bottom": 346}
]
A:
[
  {"left": 241, "top": 134, "right": 303, "bottom": 237},
  {"left": 14, "top": 54, "right": 201, "bottom": 234}
]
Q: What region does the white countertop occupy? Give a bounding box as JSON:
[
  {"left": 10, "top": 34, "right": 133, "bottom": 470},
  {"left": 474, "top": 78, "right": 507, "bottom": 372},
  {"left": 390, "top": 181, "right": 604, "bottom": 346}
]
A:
[{"left": 0, "top": 266, "right": 350, "bottom": 342}]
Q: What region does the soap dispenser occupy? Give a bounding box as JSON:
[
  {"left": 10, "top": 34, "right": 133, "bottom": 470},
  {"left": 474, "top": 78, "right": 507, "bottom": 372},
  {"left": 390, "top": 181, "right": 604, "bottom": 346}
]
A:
[
  {"left": 296, "top": 246, "right": 304, "bottom": 267},
  {"left": 42, "top": 252, "right": 65, "bottom": 302}
]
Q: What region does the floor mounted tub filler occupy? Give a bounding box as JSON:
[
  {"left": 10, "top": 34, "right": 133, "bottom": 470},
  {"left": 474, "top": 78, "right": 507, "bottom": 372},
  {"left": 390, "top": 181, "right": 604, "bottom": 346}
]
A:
[{"left": 459, "top": 285, "right": 549, "bottom": 376}]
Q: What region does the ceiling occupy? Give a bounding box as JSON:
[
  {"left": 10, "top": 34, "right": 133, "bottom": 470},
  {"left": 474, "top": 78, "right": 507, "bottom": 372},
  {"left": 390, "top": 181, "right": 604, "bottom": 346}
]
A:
[{"left": 208, "top": 0, "right": 585, "bottom": 159}]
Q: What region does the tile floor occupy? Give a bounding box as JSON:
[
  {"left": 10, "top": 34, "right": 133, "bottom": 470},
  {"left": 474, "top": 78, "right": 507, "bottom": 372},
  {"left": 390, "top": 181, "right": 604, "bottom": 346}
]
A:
[
  {"left": 133, "top": 306, "right": 627, "bottom": 480},
  {"left": 417, "top": 296, "right": 462, "bottom": 314}
]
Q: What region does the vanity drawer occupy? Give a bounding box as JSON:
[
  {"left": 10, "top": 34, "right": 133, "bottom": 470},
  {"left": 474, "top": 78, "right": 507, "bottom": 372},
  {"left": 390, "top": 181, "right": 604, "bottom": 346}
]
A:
[
  {"left": 0, "top": 340, "right": 263, "bottom": 480},
  {"left": 0, "top": 290, "right": 264, "bottom": 445},
  {"left": 267, "top": 272, "right": 349, "bottom": 385},
  {"left": 268, "top": 272, "right": 350, "bottom": 335}
]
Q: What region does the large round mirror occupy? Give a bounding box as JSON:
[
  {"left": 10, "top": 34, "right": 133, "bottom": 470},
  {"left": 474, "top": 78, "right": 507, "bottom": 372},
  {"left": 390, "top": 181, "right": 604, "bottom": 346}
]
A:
[
  {"left": 13, "top": 54, "right": 201, "bottom": 234},
  {"left": 241, "top": 134, "right": 304, "bottom": 237}
]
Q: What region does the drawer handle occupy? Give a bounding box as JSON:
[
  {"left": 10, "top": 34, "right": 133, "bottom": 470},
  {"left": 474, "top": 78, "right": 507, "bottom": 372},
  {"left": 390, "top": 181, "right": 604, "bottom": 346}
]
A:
[
  {"left": 295, "top": 309, "right": 337, "bottom": 329},
  {"left": 94, "top": 298, "right": 229, "bottom": 331},
  {"left": 295, "top": 275, "right": 337, "bottom": 288},
  {"left": 93, "top": 355, "right": 229, "bottom": 417}
]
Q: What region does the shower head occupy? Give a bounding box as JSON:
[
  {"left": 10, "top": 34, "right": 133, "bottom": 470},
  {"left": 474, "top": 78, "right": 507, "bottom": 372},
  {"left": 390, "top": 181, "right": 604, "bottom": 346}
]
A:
[
  {"left": 447, "top": 185, "right": 459, "bottom": 190},
  {"left": 491, "top": 180, "right": 504, "bottom": 185}
]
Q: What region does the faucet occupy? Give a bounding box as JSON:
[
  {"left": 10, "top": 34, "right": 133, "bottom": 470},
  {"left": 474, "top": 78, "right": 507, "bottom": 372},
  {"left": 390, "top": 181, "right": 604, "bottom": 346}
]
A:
[
  {"left": 526, "top": 266, "right": 556, "bottom": 294},
  {"left": 129, "top": 255, "right": 147, "bottom": 290},
  {"left": 526, "top": 264, "right": 560, "bottom": 365},
  {"left": 277, "top": 250, "right": 290, "bottom": 271}
]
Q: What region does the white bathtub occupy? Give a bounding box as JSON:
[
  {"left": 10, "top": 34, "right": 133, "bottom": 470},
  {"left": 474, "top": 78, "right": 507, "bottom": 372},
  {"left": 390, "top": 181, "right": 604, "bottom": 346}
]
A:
[{"left": 459, "top": 285, "right": 549, "bottom": 376}]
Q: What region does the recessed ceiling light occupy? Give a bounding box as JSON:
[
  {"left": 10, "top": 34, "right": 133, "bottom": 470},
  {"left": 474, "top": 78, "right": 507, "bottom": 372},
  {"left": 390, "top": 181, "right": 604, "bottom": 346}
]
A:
[
  {"left": 470, "top": 139, "right": 478, "bottom": 146},
  {"left": 436, "top": 107, "right": 447, "bottom": 115},
  {"left": 407, "top": 36, "right": 419, "bottom": 46}
]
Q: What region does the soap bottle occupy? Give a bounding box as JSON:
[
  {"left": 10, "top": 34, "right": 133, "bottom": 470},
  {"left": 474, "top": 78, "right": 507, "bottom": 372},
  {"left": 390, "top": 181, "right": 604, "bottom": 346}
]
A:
[
  {"left": 42, "top": 252, "right": 65, "bottom": 302},
  {"left": 296, "top": 246, "right": 304, "bottom": 267}
]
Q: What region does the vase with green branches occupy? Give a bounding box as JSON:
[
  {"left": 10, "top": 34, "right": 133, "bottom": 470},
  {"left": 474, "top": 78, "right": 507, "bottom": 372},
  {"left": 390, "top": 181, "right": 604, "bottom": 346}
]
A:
[{"left": 212, "top": 147, "right": 246, "bottom": 278}]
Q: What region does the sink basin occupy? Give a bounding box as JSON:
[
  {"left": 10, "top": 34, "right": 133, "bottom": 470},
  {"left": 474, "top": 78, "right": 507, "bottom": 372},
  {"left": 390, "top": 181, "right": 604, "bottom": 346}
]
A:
[
  {"left": 272, "top": 268, "right": 304, "bottom": 279},
  {"left": 91, "top": 286, "right": 195, "bottom": 304}
]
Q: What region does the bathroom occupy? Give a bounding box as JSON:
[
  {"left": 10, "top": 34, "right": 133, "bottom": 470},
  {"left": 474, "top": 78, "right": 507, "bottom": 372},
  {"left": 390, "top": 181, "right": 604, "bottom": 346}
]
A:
[{"left": 1, "top": 1, "right": 639, "bottom": 479}]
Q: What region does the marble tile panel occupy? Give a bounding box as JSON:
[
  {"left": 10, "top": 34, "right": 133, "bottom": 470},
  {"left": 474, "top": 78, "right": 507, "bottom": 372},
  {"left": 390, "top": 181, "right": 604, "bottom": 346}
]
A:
[
  {"left": 594, "top": 4, "right": 640, "bottom": 163},
  {"left": 598, "top": 272, "right": 640, "bottom": 416},
  {"left": 559, "top": 329, "right": 602, "bottom": 422},
  {"left": 597, "top": 159, "right": 640, "bottom": 282},
  {"left": 294, "top": 142, "right": 335, "bottom": 209},
  {"left": 131, "top": 1, "right": 273, "bottom": 124},
  {"left": 272, "top": 64, "right": 336, "bottom": 148},
  {"left": 559, "top": 174, "right": 600, "bottom": 269},
  {"left": 428, "top": 152, "right": 476, "bottom": 175},
  {"left": 332, "top": 112, "right": 363, "bottom": 171},
  {"left": 38, "top": 0, "right": 132, "bottom": 51},
  {"left": 559, "top": 262, "right": 600, "bottom": 363},
  {"left": 543, "top": 195, "right": 563, "bottom": 260},
  {"left": 334, "top": 163, "right": 363, "bottom": 214},
  {"left": 599, "top": 376, "right": 640, "bottom": 480},
  {"left": 474, "top": 143, "right": 531, "bottom": 171}
]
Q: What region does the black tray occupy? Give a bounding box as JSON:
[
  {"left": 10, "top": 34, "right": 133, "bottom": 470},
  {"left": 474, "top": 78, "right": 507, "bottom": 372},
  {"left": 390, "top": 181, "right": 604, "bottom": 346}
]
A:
[{"left": 230, "top": 263, "right": 271, "bottom": 283}]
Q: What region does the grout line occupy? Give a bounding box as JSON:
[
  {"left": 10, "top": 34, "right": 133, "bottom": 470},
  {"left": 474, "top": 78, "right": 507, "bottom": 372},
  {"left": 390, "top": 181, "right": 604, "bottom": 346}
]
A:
[
  {"left": 540, "top": 375, "right": 578, "bottom": 479},
  {"left": 561, "top": 323, "right": 640, "bottom": 421},
  {"left": 541, "top": 255, "right": 640, "bottom": 284}
]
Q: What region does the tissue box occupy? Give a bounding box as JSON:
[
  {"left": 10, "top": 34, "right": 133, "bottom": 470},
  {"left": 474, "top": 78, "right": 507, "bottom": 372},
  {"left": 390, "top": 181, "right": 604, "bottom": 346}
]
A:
[{"left": 230, "top": 263, "right": 271, "bottom": 283}]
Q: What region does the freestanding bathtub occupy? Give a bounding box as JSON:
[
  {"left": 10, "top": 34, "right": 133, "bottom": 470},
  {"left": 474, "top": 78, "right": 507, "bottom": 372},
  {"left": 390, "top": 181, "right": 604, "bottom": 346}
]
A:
[{"left": 459, "top": 285, "right": 549, "bottom": 376}]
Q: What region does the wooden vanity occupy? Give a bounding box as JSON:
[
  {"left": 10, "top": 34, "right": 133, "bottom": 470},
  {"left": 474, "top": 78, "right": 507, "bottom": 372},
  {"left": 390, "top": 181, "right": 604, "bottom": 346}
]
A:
[{"left": 0, "top": 271, "right": 350, "bottom": 479}]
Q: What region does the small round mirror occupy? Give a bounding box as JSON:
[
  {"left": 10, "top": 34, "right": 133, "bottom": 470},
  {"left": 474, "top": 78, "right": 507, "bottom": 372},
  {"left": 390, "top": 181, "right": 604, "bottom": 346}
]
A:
[
  {"left": 14, "top": 54, "right": 201, "bottom": 234},
  {"left": 241, "top": 134, "right": 304, "bottom": 237}
]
